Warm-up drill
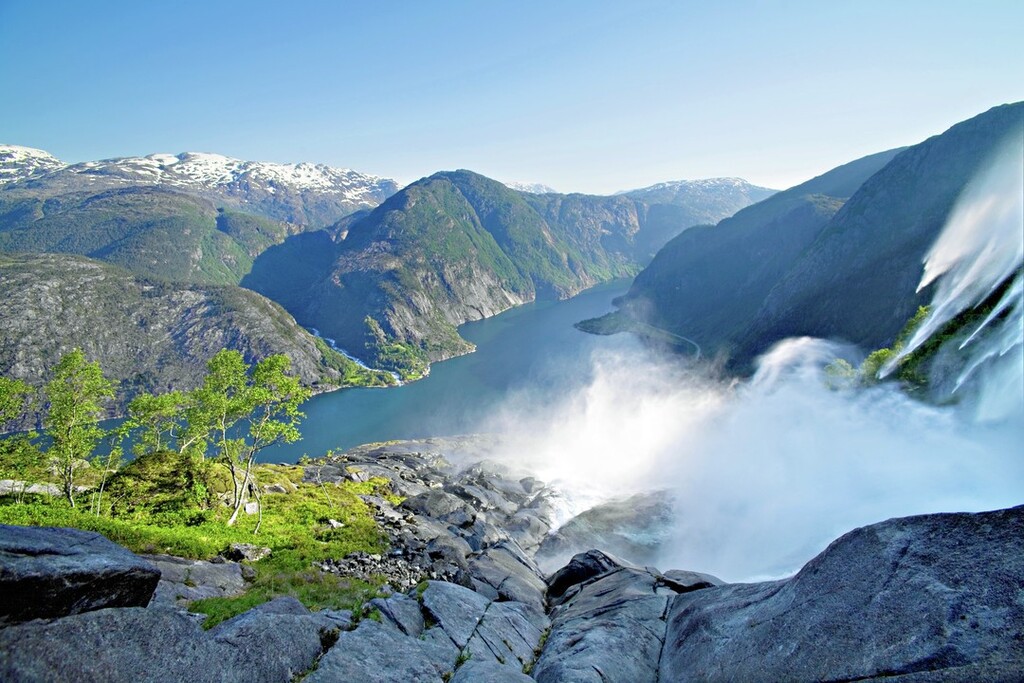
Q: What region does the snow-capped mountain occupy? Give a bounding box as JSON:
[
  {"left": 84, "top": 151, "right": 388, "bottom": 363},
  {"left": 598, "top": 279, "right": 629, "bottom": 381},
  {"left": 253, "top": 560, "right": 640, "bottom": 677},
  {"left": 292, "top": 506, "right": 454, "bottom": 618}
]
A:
[
  {"left": 621, "top": 177, "right": 777, "bottom": 204},
  {"left": 0, "top": 145, "right": 400, "bottom": 227},
  {"left": 504, "top": 180, "right": 558, "bottom": 194},
  {"left": 0, "top": 145, "right": 66, "bottom": 185}
]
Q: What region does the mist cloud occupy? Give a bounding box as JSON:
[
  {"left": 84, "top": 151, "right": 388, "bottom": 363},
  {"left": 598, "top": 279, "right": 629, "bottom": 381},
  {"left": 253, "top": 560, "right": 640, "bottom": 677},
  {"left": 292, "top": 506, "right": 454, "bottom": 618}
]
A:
[{"left": 481, "top": 339, "right": 1024, "bottom": 582}]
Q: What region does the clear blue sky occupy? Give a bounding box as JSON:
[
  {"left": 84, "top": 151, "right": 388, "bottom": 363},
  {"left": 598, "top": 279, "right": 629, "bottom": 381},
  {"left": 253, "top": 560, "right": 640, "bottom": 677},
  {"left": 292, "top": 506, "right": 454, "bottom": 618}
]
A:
[{"left": 1, "top": 0, "right": 1021, "bottom": 193}]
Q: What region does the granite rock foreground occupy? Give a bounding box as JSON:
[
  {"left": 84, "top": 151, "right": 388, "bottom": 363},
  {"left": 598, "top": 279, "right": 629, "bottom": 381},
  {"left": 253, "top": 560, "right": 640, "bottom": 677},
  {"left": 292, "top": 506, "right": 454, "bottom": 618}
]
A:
[{"left": 0, "top": 439, "right": 1021, "bottom": 682}]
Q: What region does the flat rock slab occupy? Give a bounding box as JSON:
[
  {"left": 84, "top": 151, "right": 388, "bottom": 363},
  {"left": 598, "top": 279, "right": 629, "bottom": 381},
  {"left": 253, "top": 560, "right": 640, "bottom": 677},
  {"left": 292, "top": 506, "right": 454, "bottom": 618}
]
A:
[
  {"left": 421, "top": 580, "right": 491, "bottom": 648},
  {"left": 0, "top": 525, "right": 159, "bottom": 625},
  {"left": 662, "top": 506, "right": 1024, "bottom": 682}
]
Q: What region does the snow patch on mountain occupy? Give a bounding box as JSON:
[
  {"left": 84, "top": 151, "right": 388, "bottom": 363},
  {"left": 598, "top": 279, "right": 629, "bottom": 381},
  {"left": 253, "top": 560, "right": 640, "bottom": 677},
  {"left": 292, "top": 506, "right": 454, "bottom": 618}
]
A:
[
  {"left": 504, "top": 181, "right": 558, "bottom": 194},
  {"left": 0, "top": 145, "right": 66, "bottom": 185}
]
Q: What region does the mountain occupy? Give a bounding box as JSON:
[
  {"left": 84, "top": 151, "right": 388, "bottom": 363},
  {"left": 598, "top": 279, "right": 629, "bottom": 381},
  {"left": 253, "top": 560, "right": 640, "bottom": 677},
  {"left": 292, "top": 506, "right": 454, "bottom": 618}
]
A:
[
  {"left": 737, "top": 102, "right": 1024, "bottom": 360},
  {"left": 599, "top": 102, "right": 1023, "bottom": 368},
  {"left": 245, "top": 169, "right": 771, "bottom": 377},
  {"left": 0, "top": 186, "right": 299, "bottom": 285},
  {"left": 0, "top": 145, "right": 399, "bottom": 228},
  {"left": 598, "top": 149, "right": 903, "bottom": 348},
  {"left": 503, "top": 181, "right": 558, "bottom": 194},
  {"left": 622, "top": 177, "right": 776, "bottom": 221},
  {"left": 0, "top": 145, "right": 65, "bottom": 184},
  {"left": 0, "top": 253, "right": 393, "bottom": 414}
]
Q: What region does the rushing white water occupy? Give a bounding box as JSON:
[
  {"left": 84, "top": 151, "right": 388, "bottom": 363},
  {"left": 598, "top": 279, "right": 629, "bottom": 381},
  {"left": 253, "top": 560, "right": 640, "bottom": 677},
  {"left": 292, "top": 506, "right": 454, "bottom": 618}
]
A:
[
  {"left": 480, "top": 138, "right": 1024, "bottom": 577},
  {"left": 306, "top": 326, "right": 403, "bottom": 384},
  {"left": 484, "top": 338, "right": 1023, "bottom": 582},
  {"left": 889, "top": 131, "right": 1024, "bottom": 421}
]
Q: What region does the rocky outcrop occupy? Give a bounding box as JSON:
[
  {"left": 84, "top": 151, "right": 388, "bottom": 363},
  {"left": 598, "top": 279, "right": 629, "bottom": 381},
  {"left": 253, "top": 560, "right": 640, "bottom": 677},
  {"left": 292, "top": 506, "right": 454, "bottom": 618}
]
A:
[
  {"left": 2, "top": 439, "right": 1020, "bottom": 683},
  {"left": 660, "top": 506, "right": 1024, "bottom": 681},
  {"left": 0, "top": 253, "right": 391, "bottom": 415},
  {"left": 0, "top": 525, "right": 160, "bottom": 626},
  {"left": 142, "top": 554, "right": 249, "bottom": 608}
]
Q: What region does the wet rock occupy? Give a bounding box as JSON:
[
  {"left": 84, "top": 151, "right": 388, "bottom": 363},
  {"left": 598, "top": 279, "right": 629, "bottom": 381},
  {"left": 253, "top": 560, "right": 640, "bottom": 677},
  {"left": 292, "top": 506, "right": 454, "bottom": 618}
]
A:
[
  {"left": 0, "top": 525, "right": 159, "bottom": 626},
  {"left": 534, "top": 490, "right": 674, "bottom": 574},
  {"left": 661, "top": 506, "right": 1024, "bottom": 682}
]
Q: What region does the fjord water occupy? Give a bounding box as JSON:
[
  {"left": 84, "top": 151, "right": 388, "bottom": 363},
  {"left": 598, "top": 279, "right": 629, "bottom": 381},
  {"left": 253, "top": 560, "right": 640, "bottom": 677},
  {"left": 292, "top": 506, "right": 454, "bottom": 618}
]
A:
[{"left": 260, "top": 280, "right": 639, "bottom": 462}]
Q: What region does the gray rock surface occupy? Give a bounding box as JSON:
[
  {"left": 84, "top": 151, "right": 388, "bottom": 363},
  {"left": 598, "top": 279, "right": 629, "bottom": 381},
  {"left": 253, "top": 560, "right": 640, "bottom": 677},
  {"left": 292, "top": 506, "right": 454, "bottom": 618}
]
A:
[
  {"left": 532, "top": 566, "right": 679, "bottom": 683},
  {"left": 209, "top": 597, "right": 333, "bottom": 683},
  {"left": 451, "top": 660, "right": 537, "bottom": 682},
  {"left": 0, "top": 607, "right": 233, "bottom": 683},
  {"left": 661, "top": 506, "right": 1024, "bottom": 682},
  {"left": 421, "top": 580, "right": 491, "bottom": 648},
  {"left": 306, "top": 619, "right": 445, "bottom": 683},
  {"left": 535, "top": 490, "right": 675, "bottom": 574},
  {"left": 0, "top": 524, "right": 159, "bottom": 626},
  {"left": 142, "top": 553, "right": 247, "bottom": 607}
]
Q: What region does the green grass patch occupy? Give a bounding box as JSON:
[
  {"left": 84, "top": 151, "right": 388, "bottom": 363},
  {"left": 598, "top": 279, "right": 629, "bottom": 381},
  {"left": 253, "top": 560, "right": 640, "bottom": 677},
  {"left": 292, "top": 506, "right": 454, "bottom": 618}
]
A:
[{"left": 0, "top": 463, "right": 395, "bottom": 627}]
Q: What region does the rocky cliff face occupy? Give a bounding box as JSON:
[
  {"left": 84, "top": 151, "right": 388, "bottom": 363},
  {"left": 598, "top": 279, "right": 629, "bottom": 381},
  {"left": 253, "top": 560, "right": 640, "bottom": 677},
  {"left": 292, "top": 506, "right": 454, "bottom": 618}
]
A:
[
  {"left": 246, "top": 169, "right": 771, "bottom": 376},
  {"left": 0, "top": 253, "right": 390, "bottom": 413},
  {"left": 608, "top": 102, "right": 1023, "bottom": 369},
  {"left": 1, "top": 437, "right": 1020, "bottom": 682}
]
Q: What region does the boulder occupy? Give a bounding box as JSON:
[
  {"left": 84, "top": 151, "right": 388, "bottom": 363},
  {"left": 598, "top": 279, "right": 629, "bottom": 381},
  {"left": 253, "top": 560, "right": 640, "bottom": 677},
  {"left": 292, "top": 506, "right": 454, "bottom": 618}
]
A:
[
  {"left": 0, "top": 525, "right": 159, "bottom": 626},
  {"left": 0, "top": 607, "right": 231, "bottom": 682},
  {"left": 222, "top": 543, "right": 271, "bottom": 562},
  {"left": 661, "top": 506, "right": 1024, "bottom": 682},
  {"left": 306, "top": 619, "right": 444, "bottom": 683},
  {"left": 532, "top": 567, "right": 676, "bottom": 683},
  {"left": 142, "top": 554, "right": 247, "bottom": 607},
  {"left": 545, "top": 549, "right": 629, "bottom": 606},
  {"left": 209, "top": 597, "right": 332, "bottom": 682},
  {"left": 451, "top": 660, "right": 537, "bottom": 682},
  {"left": 420, "top": 580, "right": 490, "bottom": 648}
]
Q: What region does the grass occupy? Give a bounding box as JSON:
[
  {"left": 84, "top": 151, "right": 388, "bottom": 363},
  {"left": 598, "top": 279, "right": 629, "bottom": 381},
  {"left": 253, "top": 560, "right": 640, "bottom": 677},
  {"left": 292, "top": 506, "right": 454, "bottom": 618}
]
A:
[{"left": 0, "top": 463, "right": 395, "bottom": 628}]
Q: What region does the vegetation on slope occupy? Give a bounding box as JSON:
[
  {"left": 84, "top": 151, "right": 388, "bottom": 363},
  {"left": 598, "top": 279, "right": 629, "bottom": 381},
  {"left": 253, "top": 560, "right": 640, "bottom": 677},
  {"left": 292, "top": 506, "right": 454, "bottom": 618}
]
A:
[{"left": 0, "top": 349, "right": 394, "bottom": 626}]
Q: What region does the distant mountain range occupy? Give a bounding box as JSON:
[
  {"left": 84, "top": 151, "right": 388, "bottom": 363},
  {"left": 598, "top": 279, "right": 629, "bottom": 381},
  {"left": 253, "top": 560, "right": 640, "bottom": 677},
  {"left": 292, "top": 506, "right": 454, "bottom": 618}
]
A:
[
  {"left": 0, "top": 145, "right": 399, "bottom": 227},
  {"left": 243, "top": 170, "right": 775, "bottom": 377},
  {"left": 597, "top": 102, "right": 1024, "bottom": 370},
  {"left": 0, "top": 145, "right": 772, "bottom": 398}
]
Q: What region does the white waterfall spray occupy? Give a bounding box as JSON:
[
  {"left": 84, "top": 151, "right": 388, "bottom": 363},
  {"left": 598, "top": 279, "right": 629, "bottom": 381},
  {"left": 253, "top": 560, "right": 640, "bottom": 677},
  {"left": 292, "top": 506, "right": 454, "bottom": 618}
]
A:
[{"left": 889, "top": 130, "right": 1024, "bottom": 421}]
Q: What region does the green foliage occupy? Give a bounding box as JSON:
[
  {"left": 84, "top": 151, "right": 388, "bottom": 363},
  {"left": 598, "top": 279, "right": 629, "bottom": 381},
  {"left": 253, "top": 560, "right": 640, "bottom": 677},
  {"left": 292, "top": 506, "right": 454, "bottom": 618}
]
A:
[
  {"left": 104, "top": 449, "right": 212, "bottom": 519},
  {"left": 0, "top": 462, "right": 390, "bottom": 626},
  {"left": 364, "top": 317, "right": 430, "bottom": 380},
  {"left": 44, "top": 349, "right": 115, "bottom": 507},
  {"left": 0, "top": 377, "right": 43, "bottom": 500}
]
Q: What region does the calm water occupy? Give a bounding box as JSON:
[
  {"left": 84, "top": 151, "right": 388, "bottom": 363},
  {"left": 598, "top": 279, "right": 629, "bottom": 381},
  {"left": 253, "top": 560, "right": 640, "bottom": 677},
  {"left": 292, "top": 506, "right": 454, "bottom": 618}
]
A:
[{"left": 260, "top": 280, "right": 638, "bottom": 462}]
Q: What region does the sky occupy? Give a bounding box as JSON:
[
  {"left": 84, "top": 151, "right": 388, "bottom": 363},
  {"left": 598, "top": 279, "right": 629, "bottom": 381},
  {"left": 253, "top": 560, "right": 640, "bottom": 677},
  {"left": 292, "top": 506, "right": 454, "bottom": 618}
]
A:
[{"left": 1, "top": 0, "right": 1021, "bottom": 193}]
